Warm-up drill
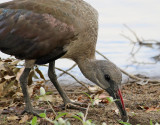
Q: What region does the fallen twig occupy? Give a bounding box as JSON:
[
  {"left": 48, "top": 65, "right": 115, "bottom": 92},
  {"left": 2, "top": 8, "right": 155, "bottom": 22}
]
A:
[
  {"left": 96, "top": 50, "right": 109, "bottom": 61},
  {"left": 84, "top": 103, "right": 91, "bottom": 122},
  {"left": 55, "top": 67, "right": 90, "bottom": 92},
  {"left": 58, "top": 63, "right": 77, "bottom": 78},
  {"left": 37, "top": 64, "right": 90, "bottom": 91}
]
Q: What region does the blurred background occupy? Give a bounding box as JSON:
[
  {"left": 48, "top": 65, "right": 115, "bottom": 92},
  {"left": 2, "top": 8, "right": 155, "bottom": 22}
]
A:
[{"left": 0, "top": 0, "right": 160, "bottom": 84}]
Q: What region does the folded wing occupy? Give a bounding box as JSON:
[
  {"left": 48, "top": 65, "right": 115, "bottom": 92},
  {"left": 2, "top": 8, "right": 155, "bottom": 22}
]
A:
[{"left": 0, "top": 0, "right": 77, "bottom": 60}]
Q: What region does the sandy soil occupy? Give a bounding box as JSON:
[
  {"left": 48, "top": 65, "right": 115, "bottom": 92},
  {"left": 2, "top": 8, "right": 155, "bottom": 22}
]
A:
[{"left": 0, "top": 82, "right": 160, "bottom": 125}]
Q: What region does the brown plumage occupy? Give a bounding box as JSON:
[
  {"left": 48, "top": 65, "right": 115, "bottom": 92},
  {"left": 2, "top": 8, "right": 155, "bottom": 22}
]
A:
[
  {"left": 0, "top": 0, "right": 98, "bottom": 63},
  {"left": 0, "top": 0, "right": 128, "bottom": 122}
]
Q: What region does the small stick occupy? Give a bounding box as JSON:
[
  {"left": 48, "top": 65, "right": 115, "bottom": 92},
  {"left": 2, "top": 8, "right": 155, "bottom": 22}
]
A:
[
  {"left": 55, "top": 67, "right": 90, "bottom": 91},
  {"left": 84, "top": 103, "right": 91, "bottom": 122},
  {"left": 58, "top": 63, "right": 77, "bottom": 77},
  {"left": 44, "top": 95, "right": 57, "bottom": 116}
]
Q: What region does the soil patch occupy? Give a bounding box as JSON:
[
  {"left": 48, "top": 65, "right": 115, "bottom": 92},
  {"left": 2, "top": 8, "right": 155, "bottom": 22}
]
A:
[{"left": 0, "top": 82, "right": 160, "bottom": 125}]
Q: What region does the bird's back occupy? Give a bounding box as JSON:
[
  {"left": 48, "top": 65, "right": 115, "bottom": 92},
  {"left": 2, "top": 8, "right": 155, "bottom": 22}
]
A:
[{"left": 0, "top": 0, "right": 98, "bottom": 63}]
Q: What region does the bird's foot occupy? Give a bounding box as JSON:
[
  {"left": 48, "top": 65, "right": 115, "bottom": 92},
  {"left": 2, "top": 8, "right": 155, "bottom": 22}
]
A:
[
  {"left": 71, "top": 101, "right": 88, "bottom": 107},
  {"left": 61, "top": 101, "right": 88, "bottom": 111},
  {"left": 21, "top": 107, "right": 52, "bottom": 116}
]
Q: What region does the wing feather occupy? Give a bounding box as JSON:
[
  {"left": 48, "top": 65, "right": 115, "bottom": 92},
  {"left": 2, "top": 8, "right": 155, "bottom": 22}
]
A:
[
  {"left": 0, "top": 1, "right": 77, "bottom": 60},
  {"left": 0, "top": 0, "right": 76, "bottom": 25}
]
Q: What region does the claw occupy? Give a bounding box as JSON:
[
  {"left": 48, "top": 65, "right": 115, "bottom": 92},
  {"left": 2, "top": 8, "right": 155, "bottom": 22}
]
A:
[
  {"left": 71, "top": 102, "right": 88, "bottom": 107},
  {"left": 21, "top": 109, "right": 39, "bottom": 116},
  {"left": 59, "top": 101, "right": 87, "bottom": 111},
  {"left": 65, "top": 103, "right": 87, "bottom": 110}
]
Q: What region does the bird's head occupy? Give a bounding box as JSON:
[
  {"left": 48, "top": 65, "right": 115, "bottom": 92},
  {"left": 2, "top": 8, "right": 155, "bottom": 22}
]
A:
[{"left": 80, "top": 60, "right": 128, "bottom": 121}]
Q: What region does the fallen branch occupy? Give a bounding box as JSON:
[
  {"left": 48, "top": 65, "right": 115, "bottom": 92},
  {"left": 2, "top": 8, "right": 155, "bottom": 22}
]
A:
[
  {"left": 58, "top": 63, "right": 77, "bottom": 78},
  {"left": 96, "top": 50, "right": 109, "bottom": 61},
  {"left": 37, "top": 64, "right": 90, "bottom": 91},
  {"left": 84, "top": 103, "right": 91, "bottom": 122},
  {"left": 121, "top": 24, "right": 160, "bottom": 45},
  {"left": 121, "top": 24, "right": 160, "bottom": 63},
  {"left": 55, "top": 67, "right": 90, "bottom": 91}
]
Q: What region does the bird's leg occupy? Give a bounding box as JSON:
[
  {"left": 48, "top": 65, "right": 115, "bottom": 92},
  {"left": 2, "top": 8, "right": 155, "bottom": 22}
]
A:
[
  {"left": 48, "top": 62, "right": 70, "bottom": 103},
  {"left": 20, "top": 68, "right": 35, "bottom": 114},
  {"left": 20, "top": 68, "right": 47, "bottom": 116},
  {"left": 48, "top": 62, "right": 87, "bottom": 110}
]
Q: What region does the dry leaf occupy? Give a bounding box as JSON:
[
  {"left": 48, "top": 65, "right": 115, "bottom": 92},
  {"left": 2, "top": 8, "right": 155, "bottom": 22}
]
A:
[
  {"left": 137, "top": 105, "right": 146, "bottom": 110},
  {"left": 88, "top": 86, "right": 102, "bottom": 93},
  {"left": 77, "top": 95, "right": 83, "bottom": 102},
  {"left": 93, "top": 98, "right": 101, "bottom": 105},
  {"left": 114, "top": 109, "right": 119, "bottom": 115},
  {"left": 39, "top": 95, "right": 55, "bottom": 103},
  {"left": 99, "top": 94, "right": 109, "bottom": 99},
  {"left": 35, "top": 67, "right": 46, "bottom": 80},
  {"left": 92, "top": 94, "right": 100, "bottom": 105},
  {"left": 4, "top": 75, "right": 15, "bottom": 80},
  {"left": 126, "top": 108, "right": 130, "bottom": 112},
  {"left": 28, "top": 70, "right": 34, "bottom": 86},
  {"left": 28, "top": 85, "right": 35, "bottom": 97},
  {"left": 13, "top": 92, "right": 23, "bottom": 98},
  {"left": 36, "top": 81, "right": 45, "bottom": 84},
  {"left": 7, "top": 116, "right": 19, "bottom": 121},
  {"left": 0, "top": 63, "right": 7, "bottom": 71},
  {"left": 16, "top": 67, "right": 24, "bottom": 82},
  {"left": 0, "top": 81, "right": 6, "bottom": 96},
  {"left": 145, "top": 107, "right": 160, "bottom": 112},
  {"left": 10, "top": 60, "right": 20, "bottom": 66},
  {"left": 4, "top": 59, "right": 12, "bottom": 62},
  {"left": 19, "top": 115, "right": 29, "bottom": 123}
]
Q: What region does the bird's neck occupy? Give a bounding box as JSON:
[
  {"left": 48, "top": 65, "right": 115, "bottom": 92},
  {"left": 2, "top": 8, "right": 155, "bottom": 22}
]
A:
[{"left": 76, "top": 58, "right": 97, "bottom": 83}]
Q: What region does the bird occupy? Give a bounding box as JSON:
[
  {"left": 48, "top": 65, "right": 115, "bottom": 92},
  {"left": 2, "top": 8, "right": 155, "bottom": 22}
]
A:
[{"left": 0, "top": 0, "right": 128, "bottom": 122}]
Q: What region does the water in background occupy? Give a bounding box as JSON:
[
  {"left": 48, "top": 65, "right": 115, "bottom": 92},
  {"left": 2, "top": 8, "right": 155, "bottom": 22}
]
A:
[{"left": 0, "top": 0, "right": 160, "bottom": 84}]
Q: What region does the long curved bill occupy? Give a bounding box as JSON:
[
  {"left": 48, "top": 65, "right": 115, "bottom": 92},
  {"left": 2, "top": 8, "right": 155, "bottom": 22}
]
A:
[{"left": 106, "top": 87, "right": 128, "bottom": 122}]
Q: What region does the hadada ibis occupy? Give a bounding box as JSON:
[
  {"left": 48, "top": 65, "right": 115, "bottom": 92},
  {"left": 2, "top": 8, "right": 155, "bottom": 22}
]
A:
[{"left": 0, "top": 0, "right": 128, "bottom": 121}]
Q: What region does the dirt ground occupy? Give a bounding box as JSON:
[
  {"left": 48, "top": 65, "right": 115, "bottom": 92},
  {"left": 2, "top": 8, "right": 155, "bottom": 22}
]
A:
[{"left": 0, "top": 82, "right": 160, "bottom": 125}]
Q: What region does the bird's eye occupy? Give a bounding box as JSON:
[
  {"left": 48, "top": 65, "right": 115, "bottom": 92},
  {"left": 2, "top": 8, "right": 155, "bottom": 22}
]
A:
[{"left": 104, "top": 74, "right": 110, "bottom": 81}]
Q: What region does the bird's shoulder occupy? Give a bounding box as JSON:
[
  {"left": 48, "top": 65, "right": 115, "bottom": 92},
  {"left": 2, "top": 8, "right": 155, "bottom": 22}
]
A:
[
  {"left": 0, "top": 0, "right": 79, "bottom": 60},
  {"left": 0, "top": 0, "right": 77, "bottom": 25}
]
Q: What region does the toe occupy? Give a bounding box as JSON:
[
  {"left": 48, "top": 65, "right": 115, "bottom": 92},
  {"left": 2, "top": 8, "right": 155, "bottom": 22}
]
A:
[
  {"left": 65, "top": 103, "right": 87, "bottom": 110},
  {"left": 21, "top": 108, "right": 52, "bottom": 116},
  {"left": 71, "top": 102, "right": 88, "bottom": 107}
]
